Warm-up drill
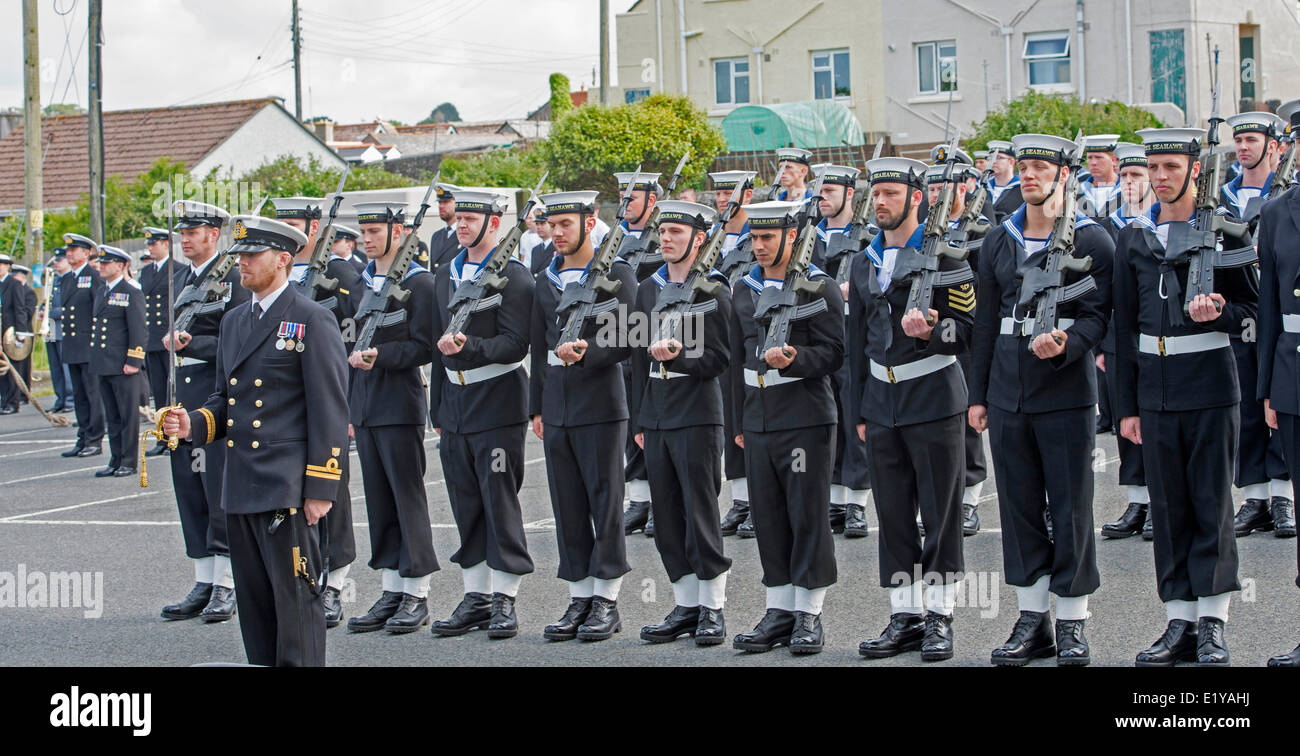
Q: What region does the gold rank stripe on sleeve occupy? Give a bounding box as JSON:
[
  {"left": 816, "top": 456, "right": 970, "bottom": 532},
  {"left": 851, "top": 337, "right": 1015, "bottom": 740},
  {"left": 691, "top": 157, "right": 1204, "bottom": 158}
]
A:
[
  {"left": 197, "top": 408, "right": 216, "bottom": 446},
  {"left": 127, "top": 347, "right": 145, "bottom": 359},
  {"left": 305, "top": 461, "right": 343, "bottom": 481},
  {"left": 948, "top": 283, "right": 976, "bottom": 313}
]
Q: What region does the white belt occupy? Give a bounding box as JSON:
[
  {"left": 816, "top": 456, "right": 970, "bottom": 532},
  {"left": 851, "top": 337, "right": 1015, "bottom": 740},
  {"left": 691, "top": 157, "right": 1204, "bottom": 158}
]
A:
[
  {"left": 176, "top": 356, "right": 208, "bottom": 368},
  {"left": 649, "top": 365, "right": 690, "bottom": 380},
  {"left": 870, "top": 354, "right": 957, "bottom": 384},
  {"left": 999, "top": 317, "right": 1075, "bottom": 336},
  {"left": 1283, "top": 314, "right": 1300, "bottom": 333},
  {"left": 445, "top": 361, "right": 523, "bottom": 386},
  {"left": 743, "top": 368, "right": 803, "bottom": 388},
  {"left": 1138, "top": 332, "right": 1230, "bottom": 357}
]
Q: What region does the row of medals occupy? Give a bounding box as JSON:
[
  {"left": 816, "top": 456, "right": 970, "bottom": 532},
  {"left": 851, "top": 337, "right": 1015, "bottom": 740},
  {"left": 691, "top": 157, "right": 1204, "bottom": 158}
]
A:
[{"left": 276, "top": 337, "right": 306, "bottom": 352}]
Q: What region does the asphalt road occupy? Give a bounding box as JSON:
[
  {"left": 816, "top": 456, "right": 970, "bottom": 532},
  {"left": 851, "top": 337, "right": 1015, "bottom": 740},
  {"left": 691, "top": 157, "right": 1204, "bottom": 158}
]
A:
[{"left": 1, "top": 407, "right": 1297, "bottom": 667}]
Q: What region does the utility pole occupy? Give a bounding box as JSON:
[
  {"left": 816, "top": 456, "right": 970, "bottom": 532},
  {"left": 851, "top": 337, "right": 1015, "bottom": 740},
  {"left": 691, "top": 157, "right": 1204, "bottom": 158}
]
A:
[
  {"left": 88, "top": 0, "right": 105, "bottom": 243},
  {"left": 21, "top": 0, "right": 43, "bottom": 267},
  {"left": 599, "top": 0, "right": 609, "bottom": 105},
  {"left": 292, "top": 0, "right": 303, "bottom": 121}
]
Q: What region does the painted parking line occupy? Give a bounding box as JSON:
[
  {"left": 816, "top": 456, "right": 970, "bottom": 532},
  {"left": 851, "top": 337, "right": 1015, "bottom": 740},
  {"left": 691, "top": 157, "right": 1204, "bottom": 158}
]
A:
[{"left": 0, "top": 492, "right": 158, "bottom": 522}]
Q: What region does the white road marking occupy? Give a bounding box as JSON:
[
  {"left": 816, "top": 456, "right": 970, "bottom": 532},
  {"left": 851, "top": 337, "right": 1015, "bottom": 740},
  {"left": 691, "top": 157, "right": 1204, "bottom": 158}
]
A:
[
  {"left": 0, "top": 439, "right": 70, "bottom": 445},
  {"left": 0, "top": 465, "right": 106, "bottom": 486},
  {"left": 0, "top": 491, "right": 157, "bottom": 522}
]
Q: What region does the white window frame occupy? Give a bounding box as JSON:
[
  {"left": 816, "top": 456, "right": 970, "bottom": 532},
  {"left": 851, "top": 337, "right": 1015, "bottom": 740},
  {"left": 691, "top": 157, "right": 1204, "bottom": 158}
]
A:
[
  {"left": 812, "top": 48, "right": 852, "bottom": 101},
  {"left": 713, "top": 57, "right": 751, "bottom": 109},
  {"left": 916, "top": 40, "right": 958, "bottom": 96},
  {"left": 1023, "top": 31, "right": 1072, "bottom": 90}
]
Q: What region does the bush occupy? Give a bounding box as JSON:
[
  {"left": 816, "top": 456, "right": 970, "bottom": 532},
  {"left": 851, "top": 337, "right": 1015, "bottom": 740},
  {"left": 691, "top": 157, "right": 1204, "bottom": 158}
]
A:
[
  {"left": 439, "top": 146, "right": 547, "bottom": 190},
  {"left": 967, "top": 91, "right": 1165, "bottom": 150}
]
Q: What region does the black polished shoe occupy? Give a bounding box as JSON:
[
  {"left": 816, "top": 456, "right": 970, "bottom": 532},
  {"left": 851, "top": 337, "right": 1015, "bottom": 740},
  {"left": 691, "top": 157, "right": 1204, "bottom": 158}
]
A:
[
  {"left": 384, "top": 594, "right": 430, "bottom": 633},
  {"left": 61, "top": 444, "right": 86, "bottom": 458},
  {"left": 576, "top": 597, "right": 621, "bottom": 640},
  {"left": 1233, "top": 498, "right": 1274, "bottom": 536},
  {"left": 1102, "top": 502, "right": 1149, "bottom": 539},
  {"left": 113, "top": 467, "right": 136, "bottom": 478},
  {"left": 543, "top": 597, "right": 593, "bottom": 641},
  {"left": 1196, "top": 617, "right": 1229, "bottom": 666},
  {"left": 347, "top": 591, "right": 403, "bottom": 633},
  {"left": 1267, "top": 642, "right": 1300, "bottom": 667},
  {"left": 623, "top": 500, "right": 650, "bottom": 534},
  {"left": 829, "top": 503, "right": 846, "bottom": 535},
  {"left": 641, "top": 605, "right": 700, "bottom": 643},
  {"left": 859, "top": 612, "right": 924, "bottom": 658},
  {"left": 160, "top": 582, "right": 213, "bottom": 620},
  {"left": 1135, "top": 619, "right": 1198, "bottom": 667},
  {"left": 76, "top": 444, "right": 103, "bottom": 458},
  {"left": 920, "top": 611, "right": 954, "bottom": 661},
  {"left": 323, "top": 586, "right": 343, "bottom": 628},
  {"left": 145, "top": 443, "right": 170, "bottom": 457},
  {"left": 720, "top": 500, "right": 749, "bottom": 536},
  {"left": 49, "top": 403, "right": 66, "bottom": 413},
  {"left": 990, "top": 610, "right": 1055, "bottom": 666},
  {"left": 695, "top": 607, "right": 725, "bottom": 646},
  {"left": 200, "top": 585, "right": 236, "bottom": 623},
  {"left": 0, "top": 406, "right": 17, "bottom": 415},
  {"left": 789, "top": 611, "right": 824, "bottom": 654},
  {"left": 644, "top": 506, "right": 655, "bottom": 538},
  {"left": 94, "top": 466, "right": 118, "bottom": 478},
  {"left": 1271, "top": 497, "right": 1297, "bottom": 538},
  {"left": 961, "top": 502, "right": 980, "bottom": 536},
  {"left": 845, "top": 503, "right": 869, "bottom": 538},
  {"left": 487, "top": 593, "right": 518, "bottom": 639},
  {"left": 1141, "top": 508, "right": 1154, "bottom": 541},
  {"left": 736, "top": 511, "right": 756, "bottom": 539},
  {"left": 1055, "top": 619, "right": 1090, "bottom": 666},
  {"left": 430, "top": 592, "right": 492, "bottom": 637},
  {"left": 733, "top": 609, "right": 796, "bottom": 653}
]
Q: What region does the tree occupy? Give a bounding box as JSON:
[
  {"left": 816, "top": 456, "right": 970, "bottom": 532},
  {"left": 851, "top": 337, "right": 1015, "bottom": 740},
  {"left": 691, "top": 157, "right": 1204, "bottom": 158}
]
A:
[
  {"left": 538, "top": 94, "right": 727, "bottom": 199},
  {"left": 967, "top": 91, "right": 1164, "bottom": 150},
  {"left": 420, "top": 102, "right": 461, "bottom": 124},
  {"left": 549, "top": 73, "right": 572, "bottom": 120},
  {"left": 438, "top": 146, "right": 546, "bottom": 190}
]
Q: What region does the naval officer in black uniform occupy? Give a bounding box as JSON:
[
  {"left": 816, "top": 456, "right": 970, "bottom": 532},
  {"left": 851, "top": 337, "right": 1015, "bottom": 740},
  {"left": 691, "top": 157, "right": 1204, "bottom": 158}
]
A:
[
  {"left": 139, "top": 226, "right": 177, "bottom": 456},
  {"left": 986, "top": 140, "right": 1023, "bottom": 223},
  {"left": 89, "top": 245, "right": 147, "bottom": 478},
  {"left": 1114, "top": 127, "right": 1256, "bottom": 666},
  {"left": 163, "top": 215, "right": 350, "bottom": 667},
  {"left": 426, "top": 183, "right": 463, "bottom": 273},
  {"left": 428, "top": 190, "right": 535, "bottom": 639},
  {"left": 58, "top": 233, "right": 106, "bottom": 458},
  {"left": 530, "top": 190, "right": 636, "bottom": 641}
]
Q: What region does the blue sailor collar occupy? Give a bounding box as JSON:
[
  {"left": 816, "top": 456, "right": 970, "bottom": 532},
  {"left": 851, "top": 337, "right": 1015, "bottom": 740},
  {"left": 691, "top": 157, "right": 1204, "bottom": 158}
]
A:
[
  {"left": 362, "top": 259, "right": 429, "bottom": 286},
  {"left": 649, "top": 262, "right": 728, "bottom": 289},
  {"left": 1132, "top": 202, "right": 1198, "bottom": 232},
  {"left": 999, "top": 204, "right": 1097, "bottom": 248},
  {"left": 815, "top": 219, "right": 850, "bottom": 243},
  {"left": 866, "top": 224, "right": 925, "bottom": 267},
  {"left": 739, "top": 262, "right": 830, "bottom": 293},
  {"left": 989, "top": 174, "right": 1021, "bottom": 190},
  {"left": 1222, "top": 171, "right": 1273, "bottom": 207},
  {"left": 546, "top": 252, "right": 595, "bottom": 290},
  {"left": 775, "top": 187, "right": 814, "bottom": 202},
  {"left": 726, "top": 221, "right": 751, "bottom": 240}
]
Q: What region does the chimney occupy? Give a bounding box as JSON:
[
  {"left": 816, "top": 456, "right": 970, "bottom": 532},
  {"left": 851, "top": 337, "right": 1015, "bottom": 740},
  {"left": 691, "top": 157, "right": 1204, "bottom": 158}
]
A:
[{"left": 312, "top": 119, "right": 335, "bottom": 143}]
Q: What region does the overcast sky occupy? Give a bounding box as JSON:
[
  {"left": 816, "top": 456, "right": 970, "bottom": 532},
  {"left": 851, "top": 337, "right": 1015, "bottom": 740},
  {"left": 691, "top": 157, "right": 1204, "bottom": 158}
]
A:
[{"left": 1, "top": 0, "right": 634, "bottom": 124}]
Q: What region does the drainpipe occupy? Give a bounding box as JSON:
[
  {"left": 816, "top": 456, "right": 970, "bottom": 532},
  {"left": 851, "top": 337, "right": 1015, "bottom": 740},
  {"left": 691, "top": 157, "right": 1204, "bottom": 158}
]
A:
[
  {"left": 677, "top": 0, "right": 689, "bottom": 95},
  {"left": 1076, "top": 0, "right": 1087, "bottom": 101},
  {"left": 753, "top": 46, "right": 764, "bottom": 104},
  {"left": 1125, "top": 0, "right": 1133, "bottom": 102},
  {"left": 1002, "top": 26, "right": 1013, "bottom": 102}
]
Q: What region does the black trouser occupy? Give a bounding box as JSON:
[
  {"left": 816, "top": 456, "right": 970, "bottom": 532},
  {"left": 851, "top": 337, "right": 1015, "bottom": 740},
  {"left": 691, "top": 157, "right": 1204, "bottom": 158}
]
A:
[
  {"left": 45, "top": 340, "right": 70, "bottom": 407},
  {"left": 0, "top": 353, "right": 30, "bottom": 408},
  {"left": 325, "top": 442, "right": 356, "bottom": 570},
  {"left": 745, "top": 424, "right": 838, "bottom": 590},
  {"left": 832, "top": 363, "right": 872, "bottom": 491},
  {"left": 1141, "top": 406, "right": 1241, "bottom": 602},
  {"left": 439, "top": 423, "right": 533, "bottom": 576},
  {"left": 355, "top": 423, "right": 438, "bottom": 578},
  {"left": 228, "top": 509, "right": 326, "bottom": 667},
  {"left": 1233, "top": 340, "right": 1289, "bottom": 488},
  {"left": 543, "top": 420, "right": 630, "bottom": 582},
  {"left": 1103, "top": 350, "right": 1145, "bottom": 487},
  {"left": 1095, "top": 363, "right": 1113, "bottom": 429},
  {"left": 1272, "top": 413, "right": 1300, "bottom": 588},
  {"left": 865, "top": 414, "right": 966, "bottom": 587},
  {"left": 621, "top": 363, "right": 648, "bottom": 493},
  {"left": 67, "top": 362, "right": 104, "bottom": 446},
  {"left": 172, "top": 438, "right": 229, "bottom": 559},
  {"left": 644, "top": 425, "right": 731, "bottom": 582},
  {"left": 721, "top": 370, "right": 747, "bottom": 483},
  {"left": 97, "top": 373, "right": 141, "bottom": 470},
  {"left": 956, "top": 351, "right": 986, "bottom": 490},
  {"left": 145, "top": 350, "right": 170, "bottom": 410},
  {"left": 988, "top": 405, "right": 1100, "bottom": 596}
]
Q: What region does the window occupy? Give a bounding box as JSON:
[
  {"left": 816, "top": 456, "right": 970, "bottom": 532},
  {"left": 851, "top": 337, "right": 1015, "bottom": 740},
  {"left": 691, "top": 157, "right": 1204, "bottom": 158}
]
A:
[
  {"left": 916, "top": 41, "right": 957, "bottom": 95},
  {"left": 813, "top": 49, "right": 851, "bottom": 99},
  {"left": 1024, "top": 31, "right": 1071, "bottom": 87},
  {"left": 714, "top": 57, "right": 750, "bottom": 107}
]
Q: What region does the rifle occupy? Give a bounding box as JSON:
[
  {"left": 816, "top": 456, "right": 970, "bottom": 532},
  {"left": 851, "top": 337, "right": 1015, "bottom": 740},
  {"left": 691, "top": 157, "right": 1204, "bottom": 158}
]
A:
[
  {"left": 949, "top": 144, "right": 999, "bottom": 255},
  {"left": 623, "top": 152, "right": 690, "bottom": 272},
  {"left": 142, "top": 194, "right": 183, "bottom": 487},
  {"left": 353, "top": 171, "right": 441, "bottom": 358},
  {"left": 825, "top": 139, "right": 884, "bottom": 286},
  {"left": 891, "top": 131, "right": 975, "bottom": 325},
  {"left": 717, "top": 174, "right": 757, "bottom": 285},
  {"left": 1164, "top": 48, "right": 1254, "bottom": 322},
  {"left": 443, "top": 172, "right": 548, "bottom": 342},
  {"left": 554, "top": 167, "right": 641, "bottom": 363},
  {"left": 1269, "top": 136, "right": 1298, "bottom": 200},
  {"left": 294, "top": 165, "right": 351, "bottom": 311},
  {"left": 1015, "top": 132, "right": 1097, "bottom": 350},
  {"left": 755, "top": 179, "right": 828, "bottom": 360}
]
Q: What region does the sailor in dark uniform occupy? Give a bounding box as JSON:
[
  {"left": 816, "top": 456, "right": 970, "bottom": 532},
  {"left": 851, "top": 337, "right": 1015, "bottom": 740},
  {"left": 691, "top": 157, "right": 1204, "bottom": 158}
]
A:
[
  {"left": 163, "top": 215, "right": 350, "bottom": 666},
  {"left": 0, "top": 256, "right": 35, "bottom": 414},
  {"left": 427, "top": 190, "right": 535, "bottom": 639},
  {"left": 1221, "top": 112, "right": 1294, "bottom": 538},
  {"left": 772, "top": 147, "right": 815, "bottom": 202},
  {"left": 710, "top": 171, "right": 758, "bottom": 537},
  {"left": 612, "top": 171, "right": 662, "bottom": 536},
  {"left": 88, "top": 245, "right": 147, "bottom": 478},
  {"left": 969, "top": 134, "right": 1113, "bottom": 666},
  {"left": 43, "top": 248, "right": 74, "bottom": 413},
  {"left": 728, "top": 200, "right": 843, "bottom": 655},
  {"left": 332, "top": 224, "right": 367, "bottom": 273},
  {"left": 425, "top": 183, "right": 463, "bottom": 273},
  {"left": 1114, "top": 127, "right": 1256, "bottom": 666},
  {"left": 139, "top": 227, "right": 177, "bottom": 456},
  {"left": 160, "top": 201, "right": 249, "bottom": 623},
  {"left": 58, "top": 233, "right": 106, "bottom": 456},
  {"left": 346, "top": 200, "right": 439, "bottom": 634},
  {"left": 850, "top": 158, "right": 972, "bottom": 663},
  {"left": 273, "top": 196, "right": 363, "bottom": 629},
  {"left": 530, "top": 190, "right": 636, "bottom": 641},
  {"left": 1099, "top": 143, "right": 1155, "bottom": 539},
  {"left": 1077, "top": 134, "right": 1124, "bottom": 223},
  {"left": 628, "top": 200, "right": 733, "bottom": 645},
  {"left": 985, "top": 140, "right": 1023, "bottom": 223},
  {"left": 526, "top": 205, "right": 556, "bottom": 276},
  {"left": 1256, "top": 97, "right": 1300, "bottom": 667},
  {"left": 810, "top": 164, "right": 873, "bottom": 537}
]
